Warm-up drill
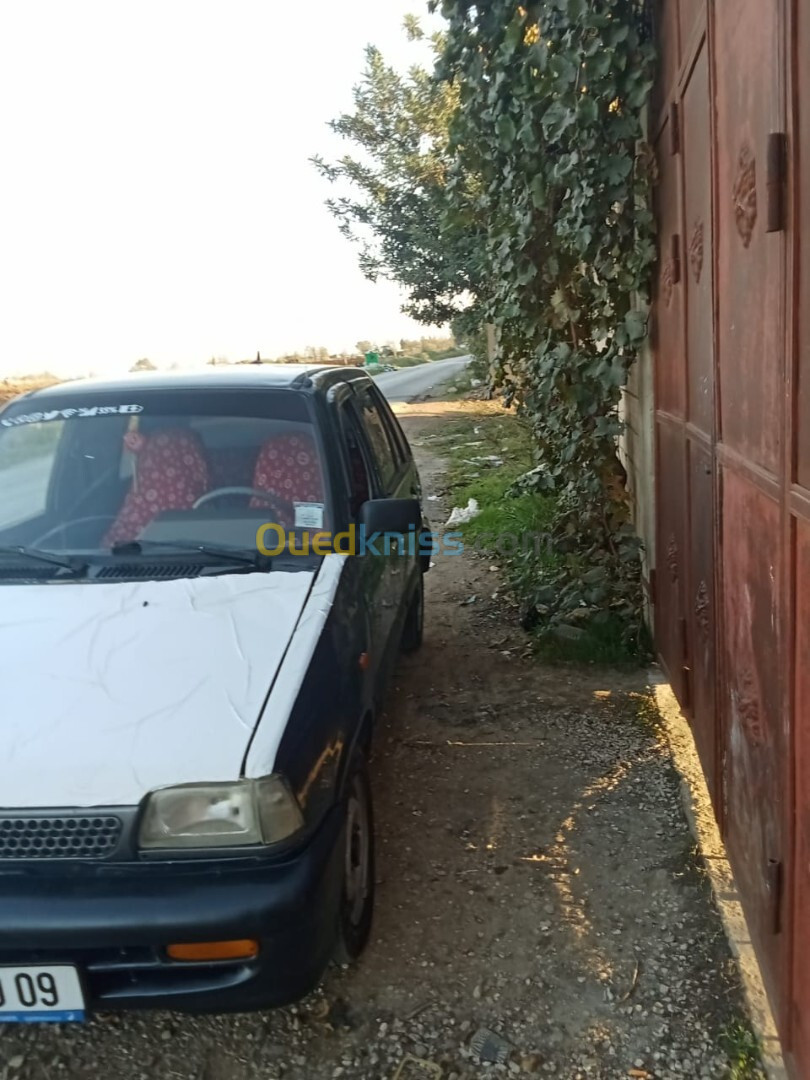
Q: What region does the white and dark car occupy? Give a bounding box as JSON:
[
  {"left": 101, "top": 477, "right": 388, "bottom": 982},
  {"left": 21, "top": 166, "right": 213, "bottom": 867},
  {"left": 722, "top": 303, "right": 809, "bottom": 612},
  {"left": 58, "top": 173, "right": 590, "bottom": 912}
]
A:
[{"left": 0, "top": 366, "right": 428, "bottom": 1019}]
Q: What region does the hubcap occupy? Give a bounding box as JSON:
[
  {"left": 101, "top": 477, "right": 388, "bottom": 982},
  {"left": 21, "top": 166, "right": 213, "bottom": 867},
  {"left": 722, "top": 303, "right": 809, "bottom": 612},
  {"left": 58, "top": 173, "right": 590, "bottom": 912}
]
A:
[{"left": 344, "top": 780, "right": 370, "bottom": 927}]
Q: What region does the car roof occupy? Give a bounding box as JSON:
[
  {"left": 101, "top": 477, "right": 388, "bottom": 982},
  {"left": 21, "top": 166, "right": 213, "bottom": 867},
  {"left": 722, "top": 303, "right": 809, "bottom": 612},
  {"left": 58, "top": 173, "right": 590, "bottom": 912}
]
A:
[{"left": 12, "top": 365, "right": 372, "bottom": 403}]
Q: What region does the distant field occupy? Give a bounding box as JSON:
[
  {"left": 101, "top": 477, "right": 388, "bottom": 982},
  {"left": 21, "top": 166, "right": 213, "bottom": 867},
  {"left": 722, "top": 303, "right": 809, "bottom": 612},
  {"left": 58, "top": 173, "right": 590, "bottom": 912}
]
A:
[{"left": 0, "top": 377, "right": 58, "bottom": 407}]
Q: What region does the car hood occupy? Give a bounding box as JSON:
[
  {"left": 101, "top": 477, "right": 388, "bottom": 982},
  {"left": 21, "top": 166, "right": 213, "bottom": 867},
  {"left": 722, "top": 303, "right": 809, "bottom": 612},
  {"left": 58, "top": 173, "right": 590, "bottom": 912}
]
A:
[{"left": 0, "top": 571, "right": 316, "bottom": 808}]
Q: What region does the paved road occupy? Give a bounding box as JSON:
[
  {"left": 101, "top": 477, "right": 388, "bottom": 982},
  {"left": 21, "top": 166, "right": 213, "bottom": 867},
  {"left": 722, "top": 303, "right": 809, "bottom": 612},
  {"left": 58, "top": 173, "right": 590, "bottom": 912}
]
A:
[{"left": 374, "top": 354, "right": 470, "bottom": 403}]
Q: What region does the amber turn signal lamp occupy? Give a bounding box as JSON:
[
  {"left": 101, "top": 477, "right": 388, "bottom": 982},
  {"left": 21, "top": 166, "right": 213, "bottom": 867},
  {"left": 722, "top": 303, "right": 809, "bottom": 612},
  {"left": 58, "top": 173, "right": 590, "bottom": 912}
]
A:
[{"left": 166, "top": 939, "right": 259, "bottom": 962}]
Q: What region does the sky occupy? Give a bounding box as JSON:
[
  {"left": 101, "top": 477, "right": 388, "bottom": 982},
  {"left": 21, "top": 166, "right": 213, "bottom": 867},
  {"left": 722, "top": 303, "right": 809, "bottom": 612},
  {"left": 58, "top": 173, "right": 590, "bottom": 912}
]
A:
[{"left": 0, "top": 1, "right": 443, "bottom": 377}]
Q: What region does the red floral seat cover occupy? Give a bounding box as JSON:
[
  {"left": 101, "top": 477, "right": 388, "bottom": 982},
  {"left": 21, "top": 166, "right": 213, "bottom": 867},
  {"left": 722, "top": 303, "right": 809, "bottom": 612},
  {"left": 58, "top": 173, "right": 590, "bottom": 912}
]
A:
[
  {"left": 103, "top": 429, "right": 209, "bottom": 547},
  {"left": 250, "top": 433, "right": 324, "bottom": 527}
]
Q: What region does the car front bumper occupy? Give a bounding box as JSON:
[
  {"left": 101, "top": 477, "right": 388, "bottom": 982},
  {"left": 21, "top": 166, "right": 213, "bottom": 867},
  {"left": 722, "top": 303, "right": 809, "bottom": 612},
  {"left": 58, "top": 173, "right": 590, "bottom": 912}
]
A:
[{"left": 0, "top": 806, "right": 345, "bottom": 1014}]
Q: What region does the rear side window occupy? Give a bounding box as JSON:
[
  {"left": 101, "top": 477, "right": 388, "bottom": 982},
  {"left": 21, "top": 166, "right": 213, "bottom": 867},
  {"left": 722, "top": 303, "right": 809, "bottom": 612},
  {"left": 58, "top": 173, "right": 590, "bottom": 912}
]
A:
[
  {"left": 374, "top": 389, "right": 411, "bottom": 463},
  {"left": 338, "top": 402, "right": 373, "bottom": 518},
  {"left": 354, "top": 386, "right": 402, "bottom": 490}
]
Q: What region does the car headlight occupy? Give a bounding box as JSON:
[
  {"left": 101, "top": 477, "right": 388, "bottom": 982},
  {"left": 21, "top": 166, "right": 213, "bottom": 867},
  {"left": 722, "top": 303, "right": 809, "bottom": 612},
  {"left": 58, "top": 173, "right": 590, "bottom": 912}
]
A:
[{"left": 139, "top": 776, "right": 304, "bottom": 850}]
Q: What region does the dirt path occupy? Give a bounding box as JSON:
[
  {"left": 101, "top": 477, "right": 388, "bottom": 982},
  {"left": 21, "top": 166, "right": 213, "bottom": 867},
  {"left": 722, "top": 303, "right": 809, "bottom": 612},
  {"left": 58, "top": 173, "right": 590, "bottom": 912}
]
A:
[{"left": 0, "top": 400, "right": 760, "bottom": 1080}]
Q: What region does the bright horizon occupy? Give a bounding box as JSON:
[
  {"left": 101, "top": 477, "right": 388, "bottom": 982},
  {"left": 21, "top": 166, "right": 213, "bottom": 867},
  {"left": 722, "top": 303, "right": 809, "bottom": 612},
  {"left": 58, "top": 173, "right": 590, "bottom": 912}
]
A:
[{"left": 0, "top": 1, "right": 443, "bottom": 378}]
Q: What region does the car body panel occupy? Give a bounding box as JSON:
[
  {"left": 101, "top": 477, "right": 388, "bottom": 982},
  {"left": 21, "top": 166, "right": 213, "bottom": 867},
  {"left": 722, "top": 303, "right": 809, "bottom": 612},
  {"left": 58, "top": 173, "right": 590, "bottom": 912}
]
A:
[
  {"left": 244, "top": 553, "right": 348, "bottom": 784},
  {"left": 0, "top": 805, "right": 346, "bottom": 1011},
  {"left": 0, "top": 571, "right": 315, "bottom": 807}
]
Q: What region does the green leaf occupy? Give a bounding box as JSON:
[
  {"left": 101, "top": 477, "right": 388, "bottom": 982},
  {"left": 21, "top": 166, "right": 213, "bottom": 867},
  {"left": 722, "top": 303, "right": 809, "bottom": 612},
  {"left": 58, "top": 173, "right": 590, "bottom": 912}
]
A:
[
  {"left": 608, "top": 22, "right": 630, "bottom": 45},
  {"left": 503, "top": 17, "right": 523, "bottom": 54},
  {"left": 497, "top": 114, "right": 517, "bottom": 148},
  {"left": 530, "top": 174, "right": 547, "bottom": 209},
  {"left": 625, "top": 309, "right": 648, "bottom": 342},
  {"left": 517, "top": 261, "right": 537, "bottom": 285},
  {"left": 542, "top": 99, "right": 575, "bottom": 140},
  {"left": 586, "top": 51, "right": 613, "bottom": 80},
  {"left": 602, "top": 153, "right": 633, "bottom": 184},
  {"left": 577, "top": 94, "right": 598, "bottom": 125}
]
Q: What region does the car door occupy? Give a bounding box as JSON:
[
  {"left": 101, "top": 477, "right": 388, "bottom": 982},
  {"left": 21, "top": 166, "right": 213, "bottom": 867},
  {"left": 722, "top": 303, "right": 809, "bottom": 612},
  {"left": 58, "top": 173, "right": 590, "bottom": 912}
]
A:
[
  {"left": 331, "top": 388, "right": 390, "bottom": 695},
  {"left": 349, "top": 380, "right": 419, "bottom": 662}
]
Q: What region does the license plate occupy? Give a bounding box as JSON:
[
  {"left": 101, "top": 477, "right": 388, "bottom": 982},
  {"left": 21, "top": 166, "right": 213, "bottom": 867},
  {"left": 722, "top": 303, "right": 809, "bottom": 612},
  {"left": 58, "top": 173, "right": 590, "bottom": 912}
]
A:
[{"left": 0, "top": 966, "right": 85, "bottom": 1022}]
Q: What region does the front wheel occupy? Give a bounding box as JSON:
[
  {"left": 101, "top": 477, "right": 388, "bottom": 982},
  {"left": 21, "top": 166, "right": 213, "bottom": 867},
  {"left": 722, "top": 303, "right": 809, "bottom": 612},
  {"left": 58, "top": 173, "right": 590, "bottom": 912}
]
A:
[
  {"left": 400, "top": 572, "right": 424, "bottom": 653},
  {"left": 333, "top": 761, "right": 375, "bottom": 964}
]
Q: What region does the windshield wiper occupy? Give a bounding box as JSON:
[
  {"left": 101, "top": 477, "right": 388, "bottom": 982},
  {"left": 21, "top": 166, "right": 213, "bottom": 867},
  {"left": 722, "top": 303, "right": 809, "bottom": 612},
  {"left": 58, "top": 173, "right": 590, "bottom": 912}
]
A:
[
  {"left": 110, "top": 539, "right": 267, "bottom": 568},
  {"left": 0, "top": 545, "right": 84, "bottom": 574}
]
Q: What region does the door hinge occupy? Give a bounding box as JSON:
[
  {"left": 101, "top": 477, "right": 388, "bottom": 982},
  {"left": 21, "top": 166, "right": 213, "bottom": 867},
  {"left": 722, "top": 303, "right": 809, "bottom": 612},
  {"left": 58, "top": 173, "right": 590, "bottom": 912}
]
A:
[
  {"left": 671, "top": 233, "right": 681, "bottom": 284},
  {"left": 670, "top": 101, "right": 681, "bottom": 155},
  {"left": 679, "top": 616, "right": 692, "bottom": 710},
  {"left": 647, "top": 567, "right": 657, "bottom": 605},
  {"left": 767, "top": 859, "right": 783, "bottom": 934},
  {"left": 681, "top": 665, "right": 692, "bottom": 711},
  {"left": 766, "top": 132, "right": 787, "bottom": 233}
]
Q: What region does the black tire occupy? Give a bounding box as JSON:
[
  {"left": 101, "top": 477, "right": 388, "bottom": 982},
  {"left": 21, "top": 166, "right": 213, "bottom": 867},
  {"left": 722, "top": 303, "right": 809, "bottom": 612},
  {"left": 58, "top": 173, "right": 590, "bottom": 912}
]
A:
[
  {"left": 333, "top": 760, "right": 375, "bottom": 965},
  {"left": 400, "top": 572, "right": 424, "bottom": 653}
]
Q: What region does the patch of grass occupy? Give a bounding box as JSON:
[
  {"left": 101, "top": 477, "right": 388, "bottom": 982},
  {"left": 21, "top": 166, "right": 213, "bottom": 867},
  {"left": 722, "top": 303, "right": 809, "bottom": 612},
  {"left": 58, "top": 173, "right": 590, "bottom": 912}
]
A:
[
  {"left": 720, "top": 1020, "right": 763, "bottom": 1079},
  {"left": 439, "top": 371, "right": 476, "bottom": 398},
  {"left": 427, "top": 346, "right": 468, "bottom": 360},
  {"left": 532, "top": 617, "right": 649, "bottom": 666},
  {"left": 434, "top": 412, "right": 538, "bottom": 506},
  {"left": 433, "top": 409, "right": 558, "bottom": 593},
  {"left": 388, "top": 354, "right": 428, "bottom": 368},
  {"left": 433, "top": 405, "right": 648, "bottom": 666}
]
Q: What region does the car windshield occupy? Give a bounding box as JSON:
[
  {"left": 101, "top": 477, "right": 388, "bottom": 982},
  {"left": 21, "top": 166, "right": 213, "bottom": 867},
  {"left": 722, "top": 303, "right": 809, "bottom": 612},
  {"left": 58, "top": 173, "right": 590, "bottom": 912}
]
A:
[{"left": 0, "top": 387, "right": 329, "bottom": 563}]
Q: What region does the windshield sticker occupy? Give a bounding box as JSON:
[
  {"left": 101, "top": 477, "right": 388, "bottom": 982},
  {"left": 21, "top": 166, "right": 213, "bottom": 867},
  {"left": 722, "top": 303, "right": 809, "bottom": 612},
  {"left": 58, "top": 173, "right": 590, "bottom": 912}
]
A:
[
  {"left": 1, "top": 404, "right": 144, "bottom": 428},
  {"left": 294, "top": 502, "right": 325, "bottom": 529}
]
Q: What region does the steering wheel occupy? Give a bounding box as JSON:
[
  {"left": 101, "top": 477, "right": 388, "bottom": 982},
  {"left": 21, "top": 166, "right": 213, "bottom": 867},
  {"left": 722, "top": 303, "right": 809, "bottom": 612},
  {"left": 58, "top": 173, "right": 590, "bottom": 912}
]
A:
[
  {"left": 33, "top": 515, "right": 117, "bottom": 548},
  {"left": 193, "top": 487, "right": 293, "bottom": 520}
]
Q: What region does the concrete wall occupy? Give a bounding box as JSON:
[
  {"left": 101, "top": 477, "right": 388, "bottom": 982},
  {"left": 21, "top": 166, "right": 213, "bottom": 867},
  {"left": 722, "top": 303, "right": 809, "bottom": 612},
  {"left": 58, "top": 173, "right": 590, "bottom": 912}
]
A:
[{"left": 619, "top": 338, "right": 656, "bottom": 630}]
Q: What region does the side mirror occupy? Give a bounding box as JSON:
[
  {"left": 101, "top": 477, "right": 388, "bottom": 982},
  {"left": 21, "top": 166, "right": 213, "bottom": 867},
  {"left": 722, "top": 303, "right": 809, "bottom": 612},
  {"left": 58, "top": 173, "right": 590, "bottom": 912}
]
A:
[{"left": 359, "top": 497, "right": 421, "bottom": 536}]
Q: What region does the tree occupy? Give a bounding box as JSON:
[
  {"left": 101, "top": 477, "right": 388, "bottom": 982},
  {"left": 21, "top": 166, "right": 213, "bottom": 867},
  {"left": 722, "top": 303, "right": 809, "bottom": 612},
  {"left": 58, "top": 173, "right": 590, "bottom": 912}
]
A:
[
  {"left": 130, "top": 358, "right": 156, "bottom": 372},
  {"left": 436, "top": 0, "right": 656, "bottom": 646},
  {"left": 304, "top": 346, "right": 329, "bottom": 362},
  {"left": 312, "top": 23, "right": 484, "bottom": 328}
]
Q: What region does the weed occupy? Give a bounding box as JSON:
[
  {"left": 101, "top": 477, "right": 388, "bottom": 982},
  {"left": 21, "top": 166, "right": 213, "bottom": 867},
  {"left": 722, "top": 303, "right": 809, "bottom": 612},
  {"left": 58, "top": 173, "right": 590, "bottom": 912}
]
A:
[{"left": 720, "top": 1020, "right": 763, "bottom": 1079}]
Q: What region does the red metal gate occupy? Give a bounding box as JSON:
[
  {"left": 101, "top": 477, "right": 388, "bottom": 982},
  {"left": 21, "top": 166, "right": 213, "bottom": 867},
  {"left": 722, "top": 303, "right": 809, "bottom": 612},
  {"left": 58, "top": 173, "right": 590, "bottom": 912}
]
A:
[
  {"left": 652, "top": 0, "right": 808, "bottom": 1071},
  {"left": 791, "top": 0, "right": 810, "bottom": 1068}
]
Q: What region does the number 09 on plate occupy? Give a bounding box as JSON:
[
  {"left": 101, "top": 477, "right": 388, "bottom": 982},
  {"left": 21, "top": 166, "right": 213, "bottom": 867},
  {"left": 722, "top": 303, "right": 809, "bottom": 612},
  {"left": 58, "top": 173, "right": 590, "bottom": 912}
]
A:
[{"left": 0, "top": 966, "right": 85, "bottom": 1022}]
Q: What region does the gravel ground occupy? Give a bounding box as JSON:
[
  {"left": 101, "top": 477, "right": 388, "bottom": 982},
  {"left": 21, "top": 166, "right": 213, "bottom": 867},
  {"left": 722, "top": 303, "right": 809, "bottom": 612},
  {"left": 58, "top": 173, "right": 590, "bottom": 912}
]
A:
[{"left": 0, "top": 400, "right": 762, "bottom": 1080}]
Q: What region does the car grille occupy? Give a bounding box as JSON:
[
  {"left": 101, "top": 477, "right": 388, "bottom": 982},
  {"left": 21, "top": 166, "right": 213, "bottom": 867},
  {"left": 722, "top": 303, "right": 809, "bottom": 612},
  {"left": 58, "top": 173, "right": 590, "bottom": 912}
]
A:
[
  {"left": 0, "top": 814, "right": 123, "bottom": 859},
  {"left": 96, "top": 563, "right": 203, "bottom": 580}
]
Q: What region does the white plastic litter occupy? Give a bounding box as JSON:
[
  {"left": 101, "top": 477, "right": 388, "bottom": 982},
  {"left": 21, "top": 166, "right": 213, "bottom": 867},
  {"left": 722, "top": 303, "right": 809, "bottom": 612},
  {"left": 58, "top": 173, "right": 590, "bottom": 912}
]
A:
[{"left": 445, "top": 498, "right": 480, "bottom": 526}]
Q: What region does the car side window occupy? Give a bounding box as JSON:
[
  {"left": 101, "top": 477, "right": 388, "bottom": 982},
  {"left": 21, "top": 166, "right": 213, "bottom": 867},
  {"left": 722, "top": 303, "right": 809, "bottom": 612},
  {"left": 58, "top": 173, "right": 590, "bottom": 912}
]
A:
[
  {"left": 368, "top": 384, "right": 411, "bottom": 464},
  {"left": 339, "top": 402, "right": 373, "bottom": 519},
  {"left": 354, "top": 386, "right": 400, "bottom": 491},
  {"left": 0, "top": 420, "right": 65, "bottom": 530}
]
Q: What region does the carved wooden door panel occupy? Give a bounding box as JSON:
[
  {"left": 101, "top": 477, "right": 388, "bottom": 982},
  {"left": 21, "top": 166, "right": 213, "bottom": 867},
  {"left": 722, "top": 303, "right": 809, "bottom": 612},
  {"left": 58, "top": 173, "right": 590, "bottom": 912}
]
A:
[
  {"left": 714, "top": 0, "right": 789, "bottom": 1023},
  {"left": 791, "top": 0, "right": 810, "bottom": 1071}
]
